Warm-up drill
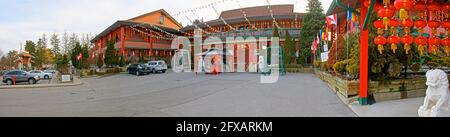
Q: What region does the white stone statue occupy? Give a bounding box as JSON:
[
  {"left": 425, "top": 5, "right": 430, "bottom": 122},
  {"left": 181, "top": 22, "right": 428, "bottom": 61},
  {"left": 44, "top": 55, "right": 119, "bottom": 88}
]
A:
[
  {"left": 258, "top": 56, "right": 270, "bottom": 75},
  {"left": 418, "top": 69, "right": 450, "bottom": 117}
]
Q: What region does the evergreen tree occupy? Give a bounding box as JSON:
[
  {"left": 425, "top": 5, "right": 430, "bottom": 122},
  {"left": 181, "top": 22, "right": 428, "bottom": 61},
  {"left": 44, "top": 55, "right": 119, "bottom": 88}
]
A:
[
  {"left": 104, "top": 40, "right": 115, "bottom": 67},
  {"left": 81, "top": 45, "right": 90, "bottom": 69},
  {"left": 24, "top": 40, "right": 36, "bottom": 58},
  {"left": 70, "top": 42, "right": 82, "bottom": 69},
  {"left": 299, "top": 0, "right": 326, "bottom": 65},
  {"left": 283, "top": 30, "right": 295, "bottom": 65},
  {"left": 97, "top": 53, "right": 104, "bottom": 68}
]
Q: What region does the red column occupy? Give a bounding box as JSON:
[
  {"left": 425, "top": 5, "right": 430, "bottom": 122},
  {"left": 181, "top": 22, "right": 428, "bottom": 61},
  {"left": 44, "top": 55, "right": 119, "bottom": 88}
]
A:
[
  {"left": 149, "top": 31, "right": 153, "bottom": 58},
  {"left": 121, "top": 27, "right": 125, "bottom": 55},
  {"left": 359, "top": 1, "right": 369, "bottom": 105}
]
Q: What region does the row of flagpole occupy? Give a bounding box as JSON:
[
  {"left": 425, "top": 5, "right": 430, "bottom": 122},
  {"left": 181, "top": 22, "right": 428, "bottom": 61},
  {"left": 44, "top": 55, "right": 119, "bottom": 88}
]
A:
[{"left": 311, "top": 4, "right": 360, "bottom": 74}]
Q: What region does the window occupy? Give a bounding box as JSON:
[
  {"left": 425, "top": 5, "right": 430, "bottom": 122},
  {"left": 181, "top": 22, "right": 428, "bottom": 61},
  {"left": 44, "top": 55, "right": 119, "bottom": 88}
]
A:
[{"left": 160, "top": 15, "right": 165, "bottom": 24}]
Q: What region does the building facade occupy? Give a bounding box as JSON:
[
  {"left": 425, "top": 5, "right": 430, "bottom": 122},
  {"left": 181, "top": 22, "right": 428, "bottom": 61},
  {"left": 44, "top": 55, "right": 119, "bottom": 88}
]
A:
[
  {"left": 90, "top": 5, "right": 304, "bottom": 71},
  {"left": 89, "top": 9, "right": 183, "bottom": 65},
  {"left": 181, "top": 5, "right": 304, "bottom": 72}
]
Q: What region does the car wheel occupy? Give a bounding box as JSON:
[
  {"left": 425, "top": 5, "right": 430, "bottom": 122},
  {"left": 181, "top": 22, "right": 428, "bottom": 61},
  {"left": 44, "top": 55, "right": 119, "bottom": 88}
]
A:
[
  {"left": 28, "top": 78, "right": 36, "bottom": 84},
  {"left": 136, "top": 71, "right": 140, "bottom": 76},
  {"left": 6, "top": 79, "right": 13, "bottom": 85},
  {"left": 162, "top": 70, "right": 166, "bottom": 73},
  {"left": 152, "top": 69, "right": 157, "bottom": 74},
  {"left": 44, "top": 75, "right": 49, "bottom": 79}
]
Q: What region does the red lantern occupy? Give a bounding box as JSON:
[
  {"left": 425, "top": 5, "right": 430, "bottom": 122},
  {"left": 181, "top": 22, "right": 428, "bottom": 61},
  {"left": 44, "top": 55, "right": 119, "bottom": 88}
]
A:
[
  {"left": 414, "top": 19, "right": 427, "bottom": 35},
  {"left": 413, "top": 2, "right": 427, "bottom": 19},
  {"left": 375, "top": 36, "right": 387, "bottom": 54},
  {"left": 388, "top": 35, "right": 400, "bottom": 53},
  {"left": 442, "top": 38, "right": 450, "bottom": 55},
  {"left": 394, "top": 0, "right": 413, "bottom": 21},
  {"left": 427, "top": 2, "right": 440, "bottom": 20},
  {"left": 428, "top": 20, "right": 441, "bottom": 35},
  {"left": 428, "top": 37, "right": 441, "bottom": 54},
  {"left": 401, "top": 35, "right": 413, "bottom": 54},
  {"left": 443, "top": 3, "right": 450, "bottom": 12},
  {"left": 374, "top": 19, "right": 384, "bottom": 35},
  {"left": 401, "top": 19, "right": 413, "bottom": 34},
  {"left": 443, "top": 21, "right": 450, "bottom": 29},
  {"left": 389, "top": 19, "right": 399, "bottom": 33},
  {"left": 378, "top": 6, "right": 395, "bottom": 30},
  {"left": 443, "top": 20, "right": 450, "bottom": 37},
  {"left": 414, "top": 36, "right": 427, "bottom": 55}
]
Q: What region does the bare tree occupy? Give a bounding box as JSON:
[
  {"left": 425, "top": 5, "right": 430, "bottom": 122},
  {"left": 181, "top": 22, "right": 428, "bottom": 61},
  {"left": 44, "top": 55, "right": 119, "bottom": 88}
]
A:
[
  {"left": 50, "top": 33, "right": 61, "bottom": 56},
  {"left": 61, "top": 31, "right": 69, "bottom": 54},
  {"left": 0, "top": 48, "right": 4, "bottom": 57}
]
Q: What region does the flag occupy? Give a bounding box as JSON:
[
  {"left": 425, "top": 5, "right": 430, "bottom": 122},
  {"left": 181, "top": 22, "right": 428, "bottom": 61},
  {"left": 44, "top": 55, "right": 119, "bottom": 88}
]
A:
[
  {"left": 326, "top": 14, "right": 337, "bottom": 26},
  {"left": 347, "top": 9, "right": 352, "bottom": 21}
]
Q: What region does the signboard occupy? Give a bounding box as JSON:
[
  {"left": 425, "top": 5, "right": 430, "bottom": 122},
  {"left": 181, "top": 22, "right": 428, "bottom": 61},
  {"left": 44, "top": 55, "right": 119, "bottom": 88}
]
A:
[
  {"left": 323, "top": 44, "right": 328, "bottom": 52},
  {"left": 321, "top": 52, "right": 329, "bottom": 62},
  {"left": 61, "top": 75, "right": 71, "bottom": 82}
]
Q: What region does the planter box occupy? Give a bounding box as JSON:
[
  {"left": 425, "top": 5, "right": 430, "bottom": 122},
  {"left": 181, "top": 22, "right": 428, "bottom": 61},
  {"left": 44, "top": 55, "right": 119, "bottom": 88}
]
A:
[{"left": 315, "top": 70, "right": 429, "bottom": 103}]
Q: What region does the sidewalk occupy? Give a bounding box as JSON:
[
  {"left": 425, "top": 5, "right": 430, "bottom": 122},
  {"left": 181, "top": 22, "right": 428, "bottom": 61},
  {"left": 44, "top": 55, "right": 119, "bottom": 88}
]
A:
[
  {"left": 0, "top": 76, "right": 83, "bottom": 89},
  {"left": 348, "top": 98, "right": 424, "bottom": 117}
]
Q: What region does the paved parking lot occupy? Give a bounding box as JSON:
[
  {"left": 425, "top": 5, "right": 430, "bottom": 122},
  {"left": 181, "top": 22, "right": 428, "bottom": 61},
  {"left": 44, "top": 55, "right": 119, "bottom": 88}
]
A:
[{"left": 0, "top": 71, "right": 356, "bottom": 117}]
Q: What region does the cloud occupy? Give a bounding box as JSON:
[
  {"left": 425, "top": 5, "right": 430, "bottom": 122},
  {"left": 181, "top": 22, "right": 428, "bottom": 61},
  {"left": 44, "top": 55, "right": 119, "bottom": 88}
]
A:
[{"left": 0, "top": 0, "right": 332, "bottom": 53}]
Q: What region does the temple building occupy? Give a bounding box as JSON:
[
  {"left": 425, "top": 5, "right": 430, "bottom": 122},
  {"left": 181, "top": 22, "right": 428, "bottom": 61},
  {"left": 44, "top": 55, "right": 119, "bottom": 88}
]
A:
[
  {"left": 89, "top": 9, "right": 183, "bottom": 64},
  {"left": 181, "top": 4, "right": 304, "bottom": 72},
  {"left": 90, "top": 5, "right": 305, "bottom": 71}
]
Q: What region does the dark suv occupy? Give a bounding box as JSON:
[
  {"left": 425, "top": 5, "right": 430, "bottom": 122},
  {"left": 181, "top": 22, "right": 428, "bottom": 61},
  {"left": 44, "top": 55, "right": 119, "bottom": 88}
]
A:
[
  {"left": 127, "top": 64, "right": 150, "bottom": 76},
  {"left": 2, "top": 70, "right": 40, "bottom": 85}
]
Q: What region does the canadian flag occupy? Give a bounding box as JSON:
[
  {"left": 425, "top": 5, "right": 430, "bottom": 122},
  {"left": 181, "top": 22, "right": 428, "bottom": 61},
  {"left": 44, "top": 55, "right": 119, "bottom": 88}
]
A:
[
  {"left": 77, "top": 53, "right": 82, "bottom": 61},
  {"left": 326, "top": 14, "right": 337, "bottom": 26}
]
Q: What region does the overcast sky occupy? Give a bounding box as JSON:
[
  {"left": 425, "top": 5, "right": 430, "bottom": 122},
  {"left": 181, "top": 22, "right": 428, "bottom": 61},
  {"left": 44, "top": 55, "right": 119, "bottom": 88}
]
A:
[{"left": 0, "top": 0, "right": 333, "bottom": 53}]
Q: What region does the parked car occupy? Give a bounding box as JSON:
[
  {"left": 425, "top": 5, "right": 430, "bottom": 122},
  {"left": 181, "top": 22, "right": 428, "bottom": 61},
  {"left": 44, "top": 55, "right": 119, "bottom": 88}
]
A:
[
  {"left": 148, "top": 60, "right": 168, "bottom": 73},
  {"left": 44, "top": 69, "right": 56, "bottom": 74},
  {"left": 127, "top": 63, "right": 150, "bottom": 76},
  {"left": 29, "top": 70, "right": 53, "bottom": 79},
  {"left": 2, "top": 70, "right": 40, "bottom": 85}
]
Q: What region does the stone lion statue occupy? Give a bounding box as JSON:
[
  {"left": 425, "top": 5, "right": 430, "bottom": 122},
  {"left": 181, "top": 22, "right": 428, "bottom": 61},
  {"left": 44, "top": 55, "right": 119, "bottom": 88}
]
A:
[
  {"left": 418, "top": 69, "right": 450, "bottom": 117},
  {"left": 258, "top": 56, "right": 270, "bottom": 75}
]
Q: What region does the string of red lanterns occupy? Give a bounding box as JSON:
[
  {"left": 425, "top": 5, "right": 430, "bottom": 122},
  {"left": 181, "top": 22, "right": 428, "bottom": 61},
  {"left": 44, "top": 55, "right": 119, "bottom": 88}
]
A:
[{"left": 373, "top": 0, "right": 449, "bottom": 56}]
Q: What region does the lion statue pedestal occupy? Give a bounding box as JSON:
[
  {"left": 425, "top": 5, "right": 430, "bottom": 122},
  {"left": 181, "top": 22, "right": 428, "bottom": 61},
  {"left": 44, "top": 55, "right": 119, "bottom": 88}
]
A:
[{"left": 418, "top": 69, "right": 450, "bottom": 117}]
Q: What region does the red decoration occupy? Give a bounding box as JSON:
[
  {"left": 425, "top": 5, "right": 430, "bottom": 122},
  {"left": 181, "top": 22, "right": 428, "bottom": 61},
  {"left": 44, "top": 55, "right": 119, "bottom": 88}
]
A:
[
  {"left": 375, "top": 36, "right": 387, "bottom": 54},
  {"left": 389, "top": 19, "right": 399, "bottom": 33},
  {"left": 427, "top": 2, "right": 441, "bottom": 21},
  {"left": 413, "top": 2, "right": 427, "bottom": 19},
  {"left": 443, "top": 21, "right": 450, "bottom": 29},
  {"left": 427, "top": 2, "right": 440, "bottom": 11},
  {"left": 428, "top": 37, "right": 441, "bottom": 54},
  {"left": 428, "top": 20, "right": 441, "bottom": 35},
  {"left": 401, "top": 35, "right": 413, "bottom": 54},
  {"left": 414, "top": 36, "right": 427, "bottom": 55},
  {"left": 388, "top": 35, "right": 400, "bottom": 53},
  {"left": 394, "top": 0, "right": 413, "bottom": 20},
  {"left": 401, "top": 19, "right": 413, "bottom": 34},
  {"left": 414, "top": 19, "right": 427, "bottom": 35},
  {"left": 374, "top": 19, "right": 384, "bottom": 35},
  {"left": 378, "top": 6, "right": 395, "bottom": 30},
  {"left": 442, "top": 38, "right": 450, "bottom": 55}
]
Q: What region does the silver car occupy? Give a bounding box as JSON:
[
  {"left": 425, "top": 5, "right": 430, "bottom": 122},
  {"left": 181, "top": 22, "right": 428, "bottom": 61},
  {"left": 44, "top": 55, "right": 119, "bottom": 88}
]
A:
[
  {"left": 147, "top": 60, "right": 168, "bottom": 73},
  {"left": 2, "top": 70, "right": 40, "bottom": 85}
]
